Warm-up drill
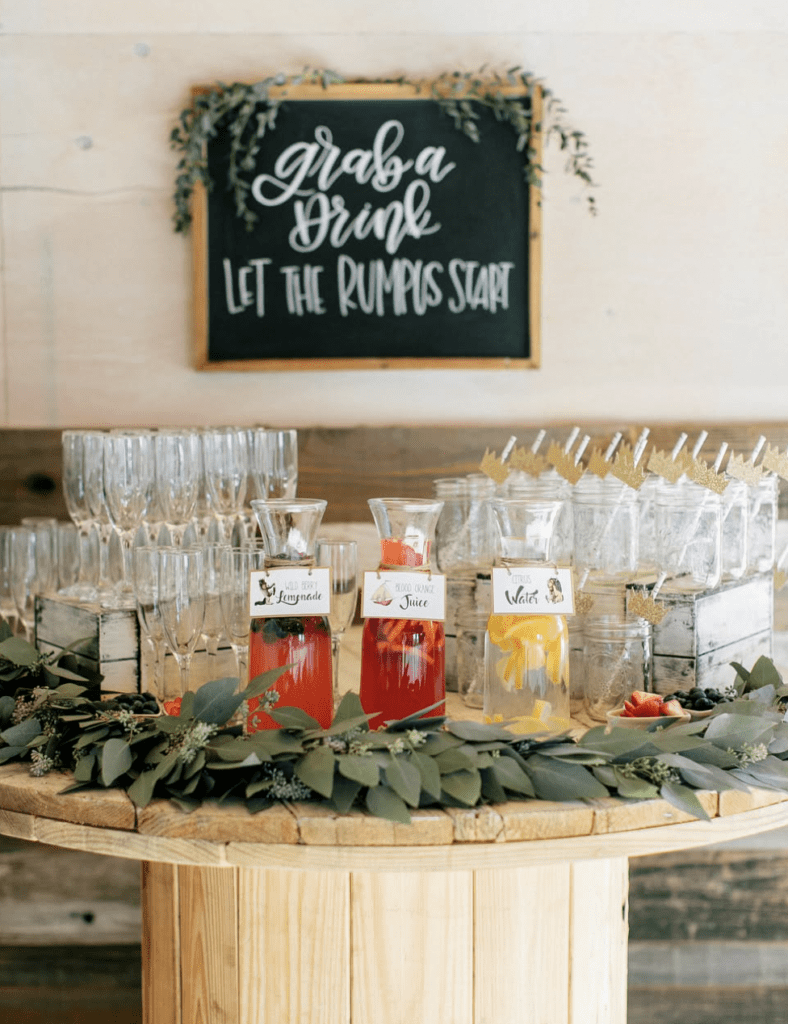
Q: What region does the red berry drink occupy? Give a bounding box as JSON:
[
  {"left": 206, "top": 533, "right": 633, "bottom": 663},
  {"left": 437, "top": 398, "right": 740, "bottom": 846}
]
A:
[{"left": 246, "top": 615, "right": 333, "bottom": 731}]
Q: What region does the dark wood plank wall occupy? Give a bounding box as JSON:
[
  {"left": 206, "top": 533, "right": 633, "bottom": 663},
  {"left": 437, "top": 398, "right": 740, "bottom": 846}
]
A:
[{"left": 5, "top": 422, "right": 788, "bottom": 525}]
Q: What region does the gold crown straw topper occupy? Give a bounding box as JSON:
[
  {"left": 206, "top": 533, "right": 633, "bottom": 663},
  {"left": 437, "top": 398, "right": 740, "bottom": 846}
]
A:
[
  {"left": 647, "top": 431, "right": 691, "bottom": 483},
  {"left": 760, "top": 439, "right": 788, "bottom": 481},
  {"left": 609, "top": 427, "right": 652, "bottom": 490},
  {"left": 586, "top": 430, "right": 623, "bottom": 479},
  {"left": 479, "top": 434, "right": 518, "bottom": 485},
  {"left": 546, "top": 426, "right": 588, "bottom": 486},
  {"left": 508, "top": 428, "right": 549, "bottom": 478}
]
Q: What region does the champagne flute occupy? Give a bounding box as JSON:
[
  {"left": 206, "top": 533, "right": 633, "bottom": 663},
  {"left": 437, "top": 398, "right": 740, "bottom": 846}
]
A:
[
  {"left": 201, "top": 542, "right": 225, "bottom": 660},
  {"left": 61, "top": 430, "right": 99, "bottom": 601},
  {"left": 132, "top": 546, "right": 168, "bottom": 700},
  {"left": 103, "top": 430, "right": 155, "bottom": 606},
  {"left": 158, "top": 547, "right": 205, "bottom": 697},
  {"left": 0, "top": 528, "right": 20, "bottom": 633},
  {"left": 265, "top": 429, "right": 298, "bottom": 499},
  {"left": 316, "top": 538, "right": 358, "bottom": 703},
  {"left": 201, "top": 427, "right": 248, "bottom": 543},
  {"left": 154, "top": 430, "right": 201, "bottom": 545},
  {"left": 219, "top": 543, "right": 267, "bottom": 685},
  {"left": 10, "top": 526, "right": 54, "bottom": 642}
]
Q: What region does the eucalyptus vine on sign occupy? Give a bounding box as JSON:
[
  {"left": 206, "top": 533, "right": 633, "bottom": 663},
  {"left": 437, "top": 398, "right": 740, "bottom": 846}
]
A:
[{"left": 170, "top": 66, "right": 596, "bottom": 234}]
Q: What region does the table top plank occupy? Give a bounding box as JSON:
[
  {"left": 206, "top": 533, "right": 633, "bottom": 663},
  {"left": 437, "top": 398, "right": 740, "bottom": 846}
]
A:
[{"left": 0, "top": 764, "right": 136, "bottom": 831}]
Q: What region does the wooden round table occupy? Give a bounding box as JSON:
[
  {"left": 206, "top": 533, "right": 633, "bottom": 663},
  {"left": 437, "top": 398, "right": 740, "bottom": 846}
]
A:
[{"left": 2, "top": 763, "right": 788, "bottom": 1023}]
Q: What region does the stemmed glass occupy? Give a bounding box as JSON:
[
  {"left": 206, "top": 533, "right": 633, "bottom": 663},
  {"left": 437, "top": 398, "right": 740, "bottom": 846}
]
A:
[
  {"left": 103, "top": 430, "right": 155, "bottom": 605},
  {"left": 132, "top": 546, "right": 168, "bottom": 700},
  {"left": 154, "top": 430, "right": 201, "bottom": 545},
  {"left": 219, "top": 543, "right": 267, "bottom": 685},
  {"left": 316, "top": 538, "right": 358, "bottom": 703},
  {"left": 242, "top": 427, "right": 269, "bottom": 541},
  {"left": 9, "top": 526, "right": 54, "bottom": 642},
  {"left": 265, "top": 429, "right": 298, "bottom": 499},
  {"left": 201, "top": 542, "right": 225, "bottom": 661},
  {"left": 82, "top": 431, "right": 120, "bottom": 604},
  {"left": 158, "top": 547, "right": 205, "bottom": 696},
  {"left": 0, "top": 528, "right": 19, "bottom": 633},
  {"left": 61, "top": 430, "right": 99, "bottom": 601},
  {"left": 202, "top": 427, "right": 248, "bottom": 542}
]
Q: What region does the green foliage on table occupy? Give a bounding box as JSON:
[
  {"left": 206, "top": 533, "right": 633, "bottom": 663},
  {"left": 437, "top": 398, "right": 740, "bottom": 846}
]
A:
[
  {"left": 2, "top": 652, "right": 788, "bottom": 825},
  {"left": 170, "top": 66, "right": 596, "bottom": 234}
]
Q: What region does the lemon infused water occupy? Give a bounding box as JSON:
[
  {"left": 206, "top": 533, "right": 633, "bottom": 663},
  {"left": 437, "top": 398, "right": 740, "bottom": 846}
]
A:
[{"left": 484, "top": 498, "right": 570, "bottom": 734}]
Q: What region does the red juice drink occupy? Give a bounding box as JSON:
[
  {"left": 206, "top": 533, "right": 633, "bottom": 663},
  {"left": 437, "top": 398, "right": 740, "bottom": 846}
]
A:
[
  {"left": 358, "top": 502, "right": 446, "bottom": 728},
  {"left": 246, "top": 614, "right": 333, "bottom": 731}
]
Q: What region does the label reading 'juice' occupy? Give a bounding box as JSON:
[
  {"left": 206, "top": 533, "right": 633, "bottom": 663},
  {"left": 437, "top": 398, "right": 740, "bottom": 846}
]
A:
[{"left": 361, "top": 570, "right": 446, "bottom": 621}]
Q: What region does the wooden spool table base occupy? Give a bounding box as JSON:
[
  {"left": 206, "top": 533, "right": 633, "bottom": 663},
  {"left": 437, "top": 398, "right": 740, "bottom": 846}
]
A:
[{"left": 2, "top": 764, "right": 788, "bottom": 1023}]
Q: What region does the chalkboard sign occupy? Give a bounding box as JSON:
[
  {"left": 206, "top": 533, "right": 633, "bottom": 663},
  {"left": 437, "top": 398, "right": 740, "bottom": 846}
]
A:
[{"left": 192, "top": 83, "right": 541, "bottom": 370}]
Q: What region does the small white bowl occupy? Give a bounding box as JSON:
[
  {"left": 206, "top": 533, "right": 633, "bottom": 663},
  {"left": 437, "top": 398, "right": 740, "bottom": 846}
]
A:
[{"left": 606, "top": 706, "right": 691, "bottom": 729}]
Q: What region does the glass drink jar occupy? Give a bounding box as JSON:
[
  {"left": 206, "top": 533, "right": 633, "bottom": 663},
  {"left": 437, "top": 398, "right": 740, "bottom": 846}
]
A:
[
  {"left": 572, "top": 477, "right": 639, "bottom": 586},
  {"left": 484, "top": 498, "right": 571, "bottom": 733},
  {"left": 359, "top": 498, "right": 446, "bottom": 728},
  {"left": 581, "top": 616, "right": 652, "bottom": 722},
  {"left": 247, "top": 498, "right": 333, "bottom": 731},
  {"left": 747, "top": 474, "right": 778, "bottom": 574},
  {"left": 654, "top": 480, "right": 722, "bottom": 593}
]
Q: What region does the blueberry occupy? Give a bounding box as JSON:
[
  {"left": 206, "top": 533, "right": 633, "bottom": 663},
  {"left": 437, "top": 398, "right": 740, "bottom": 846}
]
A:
[
  {"left": 694, "top": 697, "right": 715, "bottom": 710},
  {"left": 676, "top": 691, "right": 690, "bottom": 701},
  {"left": 689, "top": 687, "right": 706, "bottom": 698}
]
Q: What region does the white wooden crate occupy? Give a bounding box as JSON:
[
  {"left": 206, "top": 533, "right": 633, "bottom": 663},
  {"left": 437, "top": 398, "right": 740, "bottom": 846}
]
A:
[
  {"left": 626, "top": 573, "right": 774, "bottom": 693},
  {"left": 35, "top": 594, "right": 141, "bottom": 694}
]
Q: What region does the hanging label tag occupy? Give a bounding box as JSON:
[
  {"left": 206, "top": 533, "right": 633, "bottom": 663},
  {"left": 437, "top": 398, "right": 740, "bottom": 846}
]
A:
[
  {"left": 249, "top": 567, "right": 332, "bottom": 618},
  {"left": 491, "top": 566, "right": 575, "bottom": 616},
  {"left": 361, "top": 570, "right": 446, "bottom": 621}
]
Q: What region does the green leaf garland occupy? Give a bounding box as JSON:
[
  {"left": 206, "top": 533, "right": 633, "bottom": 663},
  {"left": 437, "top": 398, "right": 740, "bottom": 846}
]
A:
[{"left": 2, "top": 650, "right": 788, "bottom": 826}]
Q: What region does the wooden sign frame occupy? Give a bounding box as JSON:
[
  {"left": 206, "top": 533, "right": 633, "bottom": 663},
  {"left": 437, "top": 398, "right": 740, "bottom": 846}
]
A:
[{"left": 192, "top": 81, "right": 542, "bottom": 371}]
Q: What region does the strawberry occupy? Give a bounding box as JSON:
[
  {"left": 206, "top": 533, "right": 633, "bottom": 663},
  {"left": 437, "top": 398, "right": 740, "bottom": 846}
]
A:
[
  {"left": 630, "top": 700, "right": 663, "bottom": 718},
  {"left": 660, "top": 699, "right": 684, "bottom": 717},
  {"left": 622, "top": 700, "right": 638, "bottom": 717},
  {"left": 629, "top": 691, "right": 655, "bottom": 707}
]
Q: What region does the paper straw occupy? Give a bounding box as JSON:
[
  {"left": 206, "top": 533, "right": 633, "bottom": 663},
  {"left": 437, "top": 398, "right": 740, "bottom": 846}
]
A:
[
  {"left": 574, "top": 434, "right": 591, "bottom": 466},
  {"left": 501, "top": 435, "right": 517, "bottom": 463},
  {"left": 530, "top": 429, "right": 547, "bottom": 453}
]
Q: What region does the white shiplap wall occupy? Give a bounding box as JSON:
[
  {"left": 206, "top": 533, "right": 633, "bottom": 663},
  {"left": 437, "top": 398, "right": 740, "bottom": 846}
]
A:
[{"left": 2, "top": 2, "right": 788, "bottom": 428}]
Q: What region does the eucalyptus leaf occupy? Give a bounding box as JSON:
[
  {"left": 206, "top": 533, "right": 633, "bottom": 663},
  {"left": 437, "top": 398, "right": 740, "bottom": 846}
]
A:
[
  {"left": 410, "top": 751, "right": 443, "bottom": 800},
  {"left": 242, "top": 664, "right": 291, "bottom": 701},
  {"left": 658, "top": 752, "right": 750, "bottom": 792},
  {"left": 0, "top": 745, "right": 26, "bottom": 764},
  {"left": 0, "top": 636, "right": 39, "bottom": 667},
  {"left": 490, "top": 756, "right": 535, "bottom": 797},
  {"left": 385, "top": 703, "right": 446, "bottom": 731},
  {"left": 440, "top": 769, "right": 482, "bottom": 806},
  {"left": 592, "top": 765, "right": 618, "bottom": 788},
  {"left": 704, "top": 714, "right": 775, "bottom": 750},
  {"left": 748, "top": 655, "right": 783, "bottom": 690},
  {"left": 331, "top": 774, "right": 362, "bottom": 815},
  {"left": 1, "top": 717, "right": 41, "bottom": 747},
  {"left": 385, "top": 755, "right": 422, "bottom": 808},
  {"left": 191, "top": 677, "right": 244, "bottom": 725},
  {"left": 578, "top": 726, "right": 654, "bottom": 756},
  {"left": 101, "top": 738, "right": 133, "bottom": 786},
  {"left": 480, "top": 766, "right": 508, "bottom": 803},
  {"left": 73, "top": 752, "right": 96, "bottom": 782},
  {"left": 447, "top": 720, "right": 516, "bottom": 742},
  {"left": 319, "top": 713, "right": 377, "bottom": 738},
  {"left": 660, "top": 781, "right": 710, "bottom": 821},
  {"left": 649, "top": 733, "right": 710, "bottom": 754},
  {"left": 434, "top": 748, "right": 479, "bottom": 774},
  {"left": 295, "top": 747, "right": 335, "bottom": 798},
  {"left": 269, "top": 706, "right": 322, "bottom": 731},
  {"left": 526, "top": 754, "right": 608, "bottom": 801},
  {"left": 419, "top": 733, "right": 463, "bottom": 757},
  {"left": 0, "top": 695, "right": 16, "bottom": 725},
  {"left": 366, "top": 784, "right": 411, "bottom": 824},
  {"left": 179, "top": 690, "right": 196, "bottom": 720},
  {"left": 612, "top": 770, "right": 658, "bottom": 800},
  {"left": 681, "top": 745, "right": 741, "bottom": 769},
  {"left": 337, "top": 754, "right": 379, "bottom": 789},
  {"left": 331, "top": 691, "right": 368, "bottom": 727}
]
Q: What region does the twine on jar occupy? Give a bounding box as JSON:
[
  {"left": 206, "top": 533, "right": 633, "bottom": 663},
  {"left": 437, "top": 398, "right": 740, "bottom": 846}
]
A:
[{"left": 264, "top": 556, "right": 314, "bottom": 574}]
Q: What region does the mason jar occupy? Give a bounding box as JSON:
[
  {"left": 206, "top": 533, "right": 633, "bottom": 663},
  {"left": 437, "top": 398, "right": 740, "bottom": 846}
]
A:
[
  {"left": 747, "top": 474, "right": 778, "bottom": 574},
  {"left": 434, "top": 475, "right": 496, "bottom": 574},
  {"left": 721, "top": 477, "right": 748, "bottom": 581},
  {"left": 654, "top": 480, "right": 722, "bottom": 593},
  {"left": 572, "top": 477, "right": 639, "bottom": 586},
  {"left": 581, "top": 616, "right": 653, "bottom": 722}
]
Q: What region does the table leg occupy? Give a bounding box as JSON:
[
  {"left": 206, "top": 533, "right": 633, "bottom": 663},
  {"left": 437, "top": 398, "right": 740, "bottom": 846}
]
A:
[{"left": 140, "top": 856, "right": 629, "bottom": 1024}]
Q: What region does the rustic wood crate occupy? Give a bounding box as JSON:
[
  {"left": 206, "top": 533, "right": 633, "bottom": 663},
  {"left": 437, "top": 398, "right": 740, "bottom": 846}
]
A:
[
  {"left": 34, "top": 595, "right": 141, "bottom": 694},
  {"left": 625, "top": 573, "right": 773, "bottom": 693}
]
